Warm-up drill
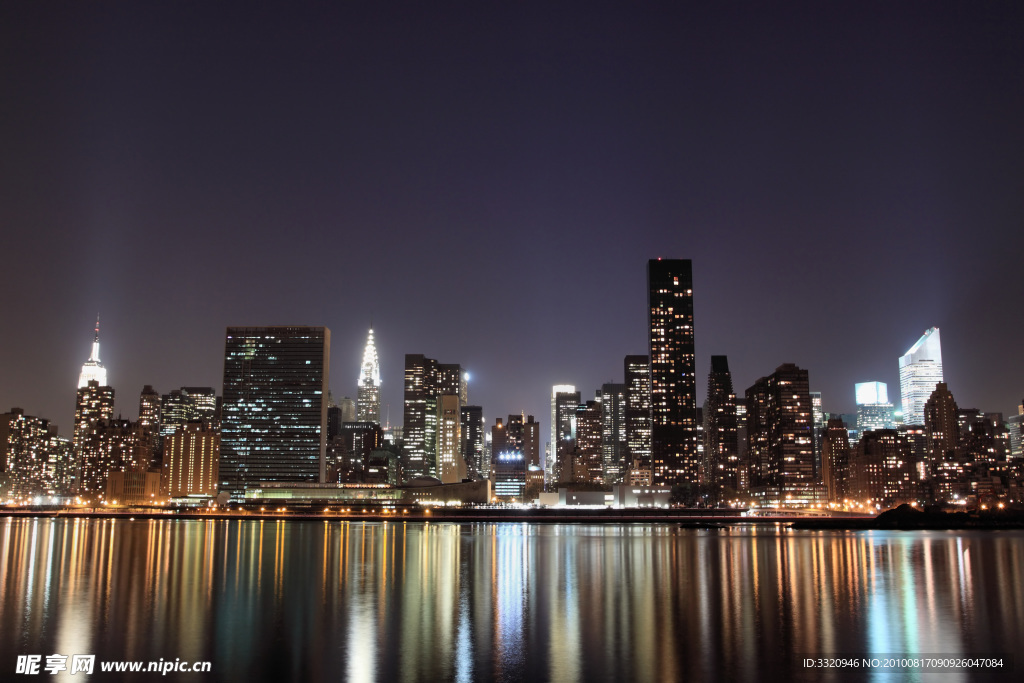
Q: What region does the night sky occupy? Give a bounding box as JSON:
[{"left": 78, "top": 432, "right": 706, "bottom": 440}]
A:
[{"left": 2, "top": 2, "right": 1022, "bottom": 437}]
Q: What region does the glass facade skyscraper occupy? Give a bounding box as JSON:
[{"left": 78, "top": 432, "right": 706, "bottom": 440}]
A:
[
  {"left": 647, "top": 259, "right": 698, "bottom": 485},
  {"left": 220, "top": 326, "right": 330, "bottom": 500},
  {"left": 899, "top": 327, "right": 943, "bottom": 426}
]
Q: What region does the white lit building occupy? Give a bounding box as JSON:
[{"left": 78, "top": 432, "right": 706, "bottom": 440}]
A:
[
  {"left": 357, "top": 329, "right": 381, "bottom": 424},
  {"left": 898, "top": 327, "right": 943, "bottom": 426},
  {"left": 78, "top": 316, "right": 107, "bottom": 388}
]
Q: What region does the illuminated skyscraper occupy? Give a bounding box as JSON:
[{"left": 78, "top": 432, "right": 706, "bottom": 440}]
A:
[
  {"left": 357, "top": 329, "right": 381, "bottom": 424},
  {"left": 899, "top": 327, "right": 943, "bottom": 426},
  {"left": 72, "top": 380, "right": 115, "bottom": 493},
  {"left": 220, "top": 326, "right": 330, "bottom": 500},
  {"left": 550, "top": 386, "right": 580, "bottom": 484},
  {"left": 403, "top": 354, "right": 463, "bottom": 479},
  {"left": 855, "top": 381, "right": 896, "bottom": 432},
  {"left": 624, "top": 355, "right": 652, "bottom": 477},
  {"left": 436, "top": 394, "right": 465, "bottom": 483},
  {"left": 164, "top": 422, "right": 220, "bottom": 498},
  {"left": 160, "top": 387, "right": 218, "bottom": 436},
  {"left": 647, "top": 259, "right": 698, "bottom": 485},
  {"left": 460, "top": 405, "right": 484, "bottom": 477},
  {"left": 78, "top": 316, "right": 107, "bottom": 389},
  {"left": 601, "top": 383, "right": 628, "bottom": 484},
  {"left": 745, "top": 364, "right": 817, "bottom": 507}
]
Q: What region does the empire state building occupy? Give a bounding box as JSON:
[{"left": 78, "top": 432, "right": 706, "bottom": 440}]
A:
[{"left": 78, "top": 316, "right": 107, "bottom": 388}]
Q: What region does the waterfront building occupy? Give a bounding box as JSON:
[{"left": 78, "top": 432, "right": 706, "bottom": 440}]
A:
[
  {"left": 78, "top": 419, "right": 154, "bottom": 499},
  {"left": 550, "top": 386, "right": 580, "bottom": 484},
  {"left": 356, "top": 329, "right": 381, "bottom": 424},
  {"left": 0, "top": 409, "right": 58, "bottom": 498},
  {"left": 624, "top": 355, "right": 652, "bottom": 477},
  {"left": 327, "top": 422, "right": 384, "bottom": 483},
  {"left": 220, "top": 326, "right": 330, "bottom": 500},
  {"left": 164, "top": 422, "right": 220, "bottom": 498},
  {"left": 820, "top": 417, "right": 850, "bottom": 504},
  {"left": 105, "top": 470, "right": 163, "bottom": 505},
  {"left": 460, "top": 406, "right": 483, "bottom": 478},
  {"left": 810, "top": 391, "right": 824, "bottom": 481},
  {"left": 160, "top": 387, "right": 218, "bottom": 436},
  {"left": 436, "top": 394, "right": 466, "bottom": 484},
  {"left": 703, "top": 356, "right": 739, "bottom": 491},
  {"left": 600, "top": 383, "right": 628, "bottom": 484},
  {"left": 574, "top": 401, "right": 603, "bottom": 484},
  {"left": 647, "top": 259, "right": 698, "bottom": 485},
  {"left": 899, "top": 327, "right": 943, "bottom": 426},
  {"left": 77, "top": 316, "right": 107, "bottom": 389},
  {"left": 72, "top": 380, "right": 115, "bottom": 488},
  {"left": 403, "top": 354, "right": 464, "bottom": 479},
  {"left": 745, "top": 364, "right": 818, "bottom": 507},
  {"left": 849, "top": 429, "right": 915, "bottom": 506}
]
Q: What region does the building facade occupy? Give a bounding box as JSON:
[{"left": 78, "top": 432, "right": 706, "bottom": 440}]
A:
[
  {"left": 899, "top": 327, "right": 943, "bottom": 426},
  {"left": 356, "top": 328, "right": 381, "bottom": 424},
  {"left": 220, "top": 326, "right": 330, "bottom": 500},
  {"left": 647, "top": 259, "right": 698, "bottom": 485}
]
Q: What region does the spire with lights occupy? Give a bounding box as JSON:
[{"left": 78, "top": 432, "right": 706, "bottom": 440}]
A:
[
  {"left": 77, "top": 315, "right": 108, "bottom": 388},
  {"left": 357, "top": 328, "right": 381, "bottom": 423}
]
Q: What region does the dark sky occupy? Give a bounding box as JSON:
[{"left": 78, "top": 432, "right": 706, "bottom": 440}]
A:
[{"left": 2, "top": 1, "right": 1022, "bottom": 437}]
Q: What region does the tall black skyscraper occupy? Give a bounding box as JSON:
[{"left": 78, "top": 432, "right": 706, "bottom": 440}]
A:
[
  {"left": 220, "top": 326, "right": 330, "bottom": 500},
  {"left": 647, "top": 259, "right": 698, "bottom": 485},
  {"left": 703, "top": 355, "right": 739, "bottom": 491}
]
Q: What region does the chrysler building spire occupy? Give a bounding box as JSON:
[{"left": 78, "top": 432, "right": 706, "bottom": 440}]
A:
[{"left": 357, "top": 328, "right": 381, "bottom": 423}]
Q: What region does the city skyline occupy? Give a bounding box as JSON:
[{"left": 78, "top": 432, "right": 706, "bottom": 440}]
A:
[{"left": 1, "top": 2, "right": 1022, "bottom": 439}]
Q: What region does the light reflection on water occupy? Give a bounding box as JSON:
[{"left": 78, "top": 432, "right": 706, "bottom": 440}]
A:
[{"left": 1, "top": 518, "right": 1022, "bottom": 682}]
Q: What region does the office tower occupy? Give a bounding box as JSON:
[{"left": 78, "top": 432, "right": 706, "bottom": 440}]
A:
[
  {"left": 523, "top": 415, "right": 542, "bottom": 489},
  {"left": 327, "top": 422, "right": 383, "bottom": 482},
  {"left": 337, "top": 397, "right": 357, "bottom": 423},
  {"left": 647, "top": 259, "right": 698, "bottom": 485},
  {"left": 460, "top": 406, "right": 484, "bottom": 477},
  {"left": 0, "top": 409, "right": 56, "bottom": 498},
  {"left": 820, "top": 417, "right": 850, "bottom": 503},
  {"left": 601, "top": 383, "right": 629, "bottom": 484},
  {"left": 703, "top": 356, "right": 739, "bottom": 491},
  {"left": 550, "top": 385, "right": 578, "bottom": 483},
  {"left": 72, "top": 380, "right": 115, "bottom": 487},
  {"left": 624, "top": 356, "right": 652, "bottom": 476},
  {"left": 899, "top": 327, "right": 943, "bottom": 426},
  {"left": 810, "top": 391, "right": 824, "bottom": 481},
  {"left": 403, "top": 354, "right": 464, "bottom": 480},
  {"left": 160, "top": 387, "right": 218, "bottom": 436},
  {"left": 357, "top": 329, "right": 381, "bottom": 424},
  {"left": 855, "top": 382, "right": 896, "bottom": 433},
  {"left": 164, "top": 422, "right": 220, "bottom": 498},
  {"left": 735, "top": 397, "right": 749, "bottom": 491},
  {"left": 491, "top": 416, "right": 526, "bottom": 499},
  {"left": 138, "top": 386, "right": 161, "bottom": 432},
  {"left": 959, "top": 414, "right": 1009, "bottom": 464},
  {"left": 1008, "top": 401, "right": 1024, "bottom": 458},
  {"left": 574, "top": 401, "right": 603, "bottom": 483},
  {"left": 327, "top": 404, "right": 342, "bottom": 440},
  {"left": 78, "top": 418, "right": 153, "bottom": 498},
  {"left": 78, "top": 316, "right": 107, "bottom": 389},
  {"left": 436, "top": 394, "right": 465, "bottom": 483},
  {"left": 923, "top": 382, "right": 959, "bottom": 461},
  {"left": 220, "top": 326, "right": 330, "bottom": 500},
  {"left": 745, "top": 364, "right": 817, "bottom": 507},
  {"left": 849, "top": 429, "right": 904, "bottom": 504}
]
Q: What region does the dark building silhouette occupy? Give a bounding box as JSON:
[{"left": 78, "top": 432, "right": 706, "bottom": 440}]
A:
[
  {"left": 820, "top": 417, "right": 851, "bottom": 503},
  {"left": 220, "top": 326, "right": 330, "bottom": 500},
  {"left": 703, "top": 356, "right": 738, "bottom": 491},
  {"left": 460, "top": 405, "right": 484, "bottom": 477},
  {"left": 647, "top": 259, "right": 698, "bottom": 485}
]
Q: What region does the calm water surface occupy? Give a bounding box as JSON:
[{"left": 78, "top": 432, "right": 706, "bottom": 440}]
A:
[{"left": 1, "top": 518, "right": 1021, "bottom": 682}]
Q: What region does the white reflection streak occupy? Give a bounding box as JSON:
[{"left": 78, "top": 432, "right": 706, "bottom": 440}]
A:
[
  {"left": 346, "top": 593, "right": 377, "bottom": 683},
  {"left": 455, "top": 589, "right": 473, "bottom": 683}
]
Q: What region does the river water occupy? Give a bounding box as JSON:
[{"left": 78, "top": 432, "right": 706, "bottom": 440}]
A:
[{"left": 1, "top": 518, "right": 1021, "bottom": 682}]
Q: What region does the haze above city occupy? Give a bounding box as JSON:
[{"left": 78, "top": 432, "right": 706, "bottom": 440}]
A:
[{"left": 1, "top": 1, "right": 1022, "bottom": 434}]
